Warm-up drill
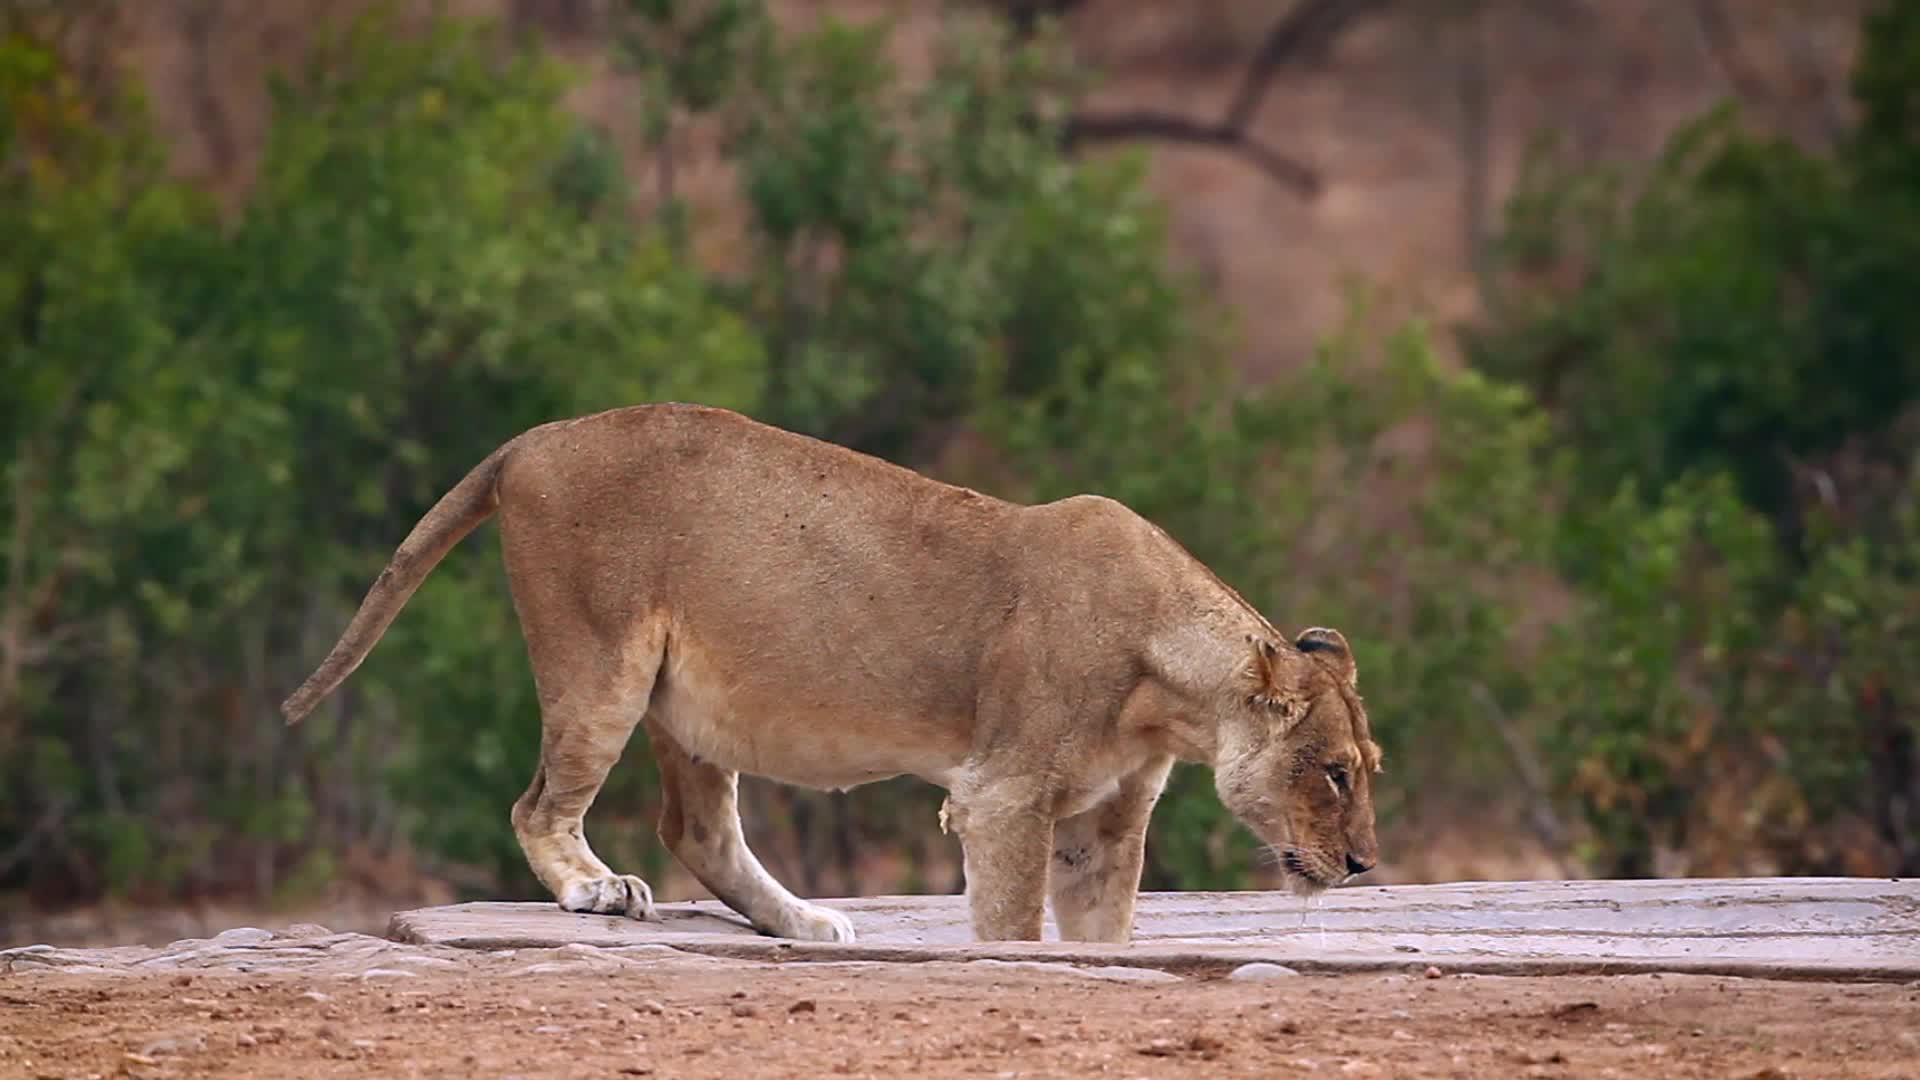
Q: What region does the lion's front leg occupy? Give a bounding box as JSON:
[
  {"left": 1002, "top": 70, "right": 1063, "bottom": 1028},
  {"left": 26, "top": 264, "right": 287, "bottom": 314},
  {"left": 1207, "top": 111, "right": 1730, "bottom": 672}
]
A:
[
  {"left": 1048, "top": 756, "right": 1173, "bottom": 944},
  {"left": 947, "top": 782, "right": 1055, "bottom": 941}
]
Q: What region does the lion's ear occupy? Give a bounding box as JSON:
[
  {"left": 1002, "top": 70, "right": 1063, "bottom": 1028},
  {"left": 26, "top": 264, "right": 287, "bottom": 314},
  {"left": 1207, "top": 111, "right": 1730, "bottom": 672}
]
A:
[
  {"left": 1294, "top": 626, "right": 1357, "bottom": 688},
  {"left": 1248, "top": 638, "right": 1306, "bottom": 727}
]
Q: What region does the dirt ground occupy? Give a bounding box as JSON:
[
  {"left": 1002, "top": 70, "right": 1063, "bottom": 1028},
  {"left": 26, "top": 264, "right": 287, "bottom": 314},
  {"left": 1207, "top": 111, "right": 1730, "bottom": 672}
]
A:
[{"left": 5, "top": 963, "right": 1918, "bottom": 1080}]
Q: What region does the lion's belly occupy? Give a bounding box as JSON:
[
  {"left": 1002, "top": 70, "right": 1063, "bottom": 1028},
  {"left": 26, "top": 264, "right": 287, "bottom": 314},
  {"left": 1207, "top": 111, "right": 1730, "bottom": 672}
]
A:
[{"left": 647, "top": 638, "right": 971, "bottom": 791}]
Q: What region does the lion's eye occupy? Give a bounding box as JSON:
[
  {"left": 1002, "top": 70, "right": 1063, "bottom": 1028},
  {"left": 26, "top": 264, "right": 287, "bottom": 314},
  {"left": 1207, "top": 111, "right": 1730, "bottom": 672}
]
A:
[{"left": 1326, "top": 764, "right": 1351, "bottom": 793}]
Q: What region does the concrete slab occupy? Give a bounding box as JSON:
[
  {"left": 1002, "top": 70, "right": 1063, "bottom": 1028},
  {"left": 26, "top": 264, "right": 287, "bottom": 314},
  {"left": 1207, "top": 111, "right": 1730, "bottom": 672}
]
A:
[{"left": 388, "top": 876, "right": 1920, "bottom": 983}]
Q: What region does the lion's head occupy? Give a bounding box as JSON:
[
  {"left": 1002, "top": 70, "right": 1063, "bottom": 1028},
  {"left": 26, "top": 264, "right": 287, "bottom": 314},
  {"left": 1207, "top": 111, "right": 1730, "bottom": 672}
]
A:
[{"left": 1212, "top": 626, "right": 1381, "bottom": 894}]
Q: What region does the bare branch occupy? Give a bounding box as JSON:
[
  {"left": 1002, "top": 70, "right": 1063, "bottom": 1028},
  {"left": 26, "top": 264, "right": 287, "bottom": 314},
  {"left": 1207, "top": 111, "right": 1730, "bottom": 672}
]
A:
[
  {"left": 179, "top": 0, "right": 235, "bottom": 176},
  {"left": 1055, "top": 1, "right": 1396, "bottom": 199},
  {"left": 1687, "top": 0, "right": 1776, "bottom": 111},
  {"left": 1224, "top": 0, "right": 1393, "bottom": 133},
  {"left": 1063, "top": 110, "right": 1320, "bottom": 195},
  {"left": 1001, "top": 0, "right": 1087, "bottom": 38}
]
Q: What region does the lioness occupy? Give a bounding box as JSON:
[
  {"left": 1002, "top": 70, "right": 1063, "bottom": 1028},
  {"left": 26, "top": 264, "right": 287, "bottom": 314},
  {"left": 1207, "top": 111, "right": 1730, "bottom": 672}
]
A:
[{"left": 283, "top": 403, "right": 1381, "bottom": 943}]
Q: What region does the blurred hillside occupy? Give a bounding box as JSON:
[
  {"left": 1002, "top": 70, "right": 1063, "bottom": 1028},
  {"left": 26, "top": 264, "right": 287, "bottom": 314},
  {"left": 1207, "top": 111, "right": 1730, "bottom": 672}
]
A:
[
  {"left": 4, "top": 0, "right": 1916, "bottom": 945},
  {"left": 117, "top": 0, "right": 1872, "bottom": 376}
]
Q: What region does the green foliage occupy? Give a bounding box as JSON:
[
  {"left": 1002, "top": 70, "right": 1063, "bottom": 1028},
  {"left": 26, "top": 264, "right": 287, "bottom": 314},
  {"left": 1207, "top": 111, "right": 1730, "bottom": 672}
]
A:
[
  {"left": 1538, "top": 473, "right": 1779, "bottom": 874},
  {"left": 1472, "top": 0, "right": 1920, "bottom": 875},
  {"left": 1469, "top": 109, "right": 1920, "bottom": 523},
  {"left": 8, "top": 0, "right": 1918, "bottom": 908},
  {"left": 0, "top": 7, "right": 759, "bottom": 899}
]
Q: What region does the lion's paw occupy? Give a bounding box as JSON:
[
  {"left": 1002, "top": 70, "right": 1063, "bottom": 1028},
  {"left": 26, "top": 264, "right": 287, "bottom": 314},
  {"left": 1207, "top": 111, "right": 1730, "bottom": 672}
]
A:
[
  {"left": 559, "top": 874, "right": 657, "bottom": 921},
  {"left": 768, "top": 902, "right": 856, "bottom": 943}
]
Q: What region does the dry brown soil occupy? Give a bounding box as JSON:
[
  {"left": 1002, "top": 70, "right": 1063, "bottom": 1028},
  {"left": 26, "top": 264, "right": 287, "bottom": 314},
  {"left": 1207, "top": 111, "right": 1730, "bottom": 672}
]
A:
[{"left": 6, "top": 962, "right": 1918, "bottom": 1080}]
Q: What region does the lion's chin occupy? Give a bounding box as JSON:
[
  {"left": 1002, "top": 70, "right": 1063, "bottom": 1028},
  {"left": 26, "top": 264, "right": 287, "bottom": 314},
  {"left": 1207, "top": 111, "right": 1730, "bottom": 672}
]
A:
[
  {"left": 1274, "top": 846, "right": 1335, "bottom": 898},
  {"left": 1282, "top": 872, "right": 1330, "bottom": 899}
]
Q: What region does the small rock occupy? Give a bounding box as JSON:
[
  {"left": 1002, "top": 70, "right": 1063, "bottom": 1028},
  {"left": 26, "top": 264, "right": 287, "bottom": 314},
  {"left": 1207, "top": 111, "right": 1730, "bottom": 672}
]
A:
[
  {"left": 731, "top": 1002, "right": 758, "bottom": 1018},
  {"left": 1391, "top": 1029, "right": 1413, "bottom": 1041},
  {"left": 534, "top": 1025, "right": 568, "bottom": 1035},
  {"left": 139, "top": 1035, "right": 206, "bottom": 1056},
  {"left": 1229, "top": 962, "right": 1301, "bottom": 981},
  {"left": 236, "top": 1033, "right": 258, "bottom": 1048},
  {"left": 1341, "top": 1060, "right": 1382, "bottom": 1076},
  {"left": 1139, "top": 1037, "right": 1181, "bottom": 1057},
  {"left": 1388, "top": 1009, "right": 1412, "bottom": 1021},
  {"left": 636, "top": 999, "right": 667, "bottom": 1015},
  {"left": 1423, "top": 966, "right": 1443, "bottom": 979},
  {"left": 1078, "top": 965, "right": 1181, "bottom": 983},
  {"left": 297, "top": 991, "right": 331, "bottom": 1004},
  {"left": 788, "top": 999, "right": 817, "bottom": 1014},
  {"left": 892, "top": 1009, "right": 912, "bottom": 1020},
  {"left": 360, "top": 968, "right": 420, "bottom": 980},
  {"left": 1743, "top": 1070, "right": 1791, "bottom": 1080},
  {"left": 213, "top": 927, "right": 273, "bottom": 947},
  {"left": 513, "top": 962, "right": 589, "bottom": 976},
  {"left": 385, "top": 954, "right": 460, "bottom": 970},
  {"left": 1021, "top": 1026, "right": 1044, "bottom": 1045}
]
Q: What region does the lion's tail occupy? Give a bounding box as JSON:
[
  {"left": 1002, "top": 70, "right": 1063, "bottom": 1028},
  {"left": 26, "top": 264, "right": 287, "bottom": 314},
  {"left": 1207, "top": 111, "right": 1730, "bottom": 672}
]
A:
[{"left": 280, "top": 440, "right": 515, "bottom": 725}]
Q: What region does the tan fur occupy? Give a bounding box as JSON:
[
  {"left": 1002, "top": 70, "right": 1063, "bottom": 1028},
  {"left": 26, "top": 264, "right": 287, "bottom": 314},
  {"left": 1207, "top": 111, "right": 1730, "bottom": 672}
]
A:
[{"left": 282, "top": 404, "right": 1381, "bottom": 943}]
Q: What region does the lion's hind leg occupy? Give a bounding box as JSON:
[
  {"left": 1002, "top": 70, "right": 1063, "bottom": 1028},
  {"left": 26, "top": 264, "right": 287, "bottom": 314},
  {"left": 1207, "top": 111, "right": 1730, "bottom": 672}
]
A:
[
  {"left": 510, "top": 625, "right": 665, "bottom": 921},
  {"left": 647, "top": 718, "right": 856, "bottom": 943}
]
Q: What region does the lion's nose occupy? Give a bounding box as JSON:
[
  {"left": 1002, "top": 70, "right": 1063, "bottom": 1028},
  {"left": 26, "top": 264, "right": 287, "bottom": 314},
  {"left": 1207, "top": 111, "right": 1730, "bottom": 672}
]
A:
[{"left": 1345, "top": 853, "right": 1374, "bottom": 876}]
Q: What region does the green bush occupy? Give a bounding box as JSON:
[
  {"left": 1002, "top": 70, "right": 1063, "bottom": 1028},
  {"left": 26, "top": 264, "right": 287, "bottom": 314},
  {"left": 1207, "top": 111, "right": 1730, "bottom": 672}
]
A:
[
  {"left": 1471, "top": 0, "right": 1920, "bottom": 875},
  {"left": 8, "top": 0, "right": 1917, "bottom": 907}
]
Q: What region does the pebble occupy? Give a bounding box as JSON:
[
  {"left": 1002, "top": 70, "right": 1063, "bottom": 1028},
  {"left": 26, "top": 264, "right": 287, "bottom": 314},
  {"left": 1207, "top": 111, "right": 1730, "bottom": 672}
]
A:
[
  {"left": 1423, "top": 965, "right": 1444, "bottom": 979},
  {"left": 962, "top": 958, "right": 1179, "bottom": 983},
  {"left": 789, "top": 999, "right": 818, "bottom": 1014},
  {"left": 730, "top": 1002, "right": 758, "bottom": 1018},
  {"left": 1139, "top": 1037, "right": 1181, "bottom": 1056},
  {"left": 212, "top": 927, "right": 273, "bottom": 947},
  {"left": 139, "top": 1035, "right": 207, "bottom": 1056},
  {"left": 512, "top": 962, "right": 592, "bottom": 976},
  {"left": 1228, "top": 962, "right": 1301, "bottom": 981},
  {"left": 297, "top": 991, "right": 332, "bottom": 1003},
  {"left": 636, "top": 1000, "right": 667, "bottom": 1015},
  {"left": 384, "top": 954, "right": 461, "bottom": 970}
]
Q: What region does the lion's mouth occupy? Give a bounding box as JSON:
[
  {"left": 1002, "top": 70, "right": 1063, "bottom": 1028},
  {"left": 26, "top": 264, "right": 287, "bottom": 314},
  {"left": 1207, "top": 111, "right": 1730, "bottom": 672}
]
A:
[{"left": 1277, "top": 847, "right": 1344, "bottom": 893}]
